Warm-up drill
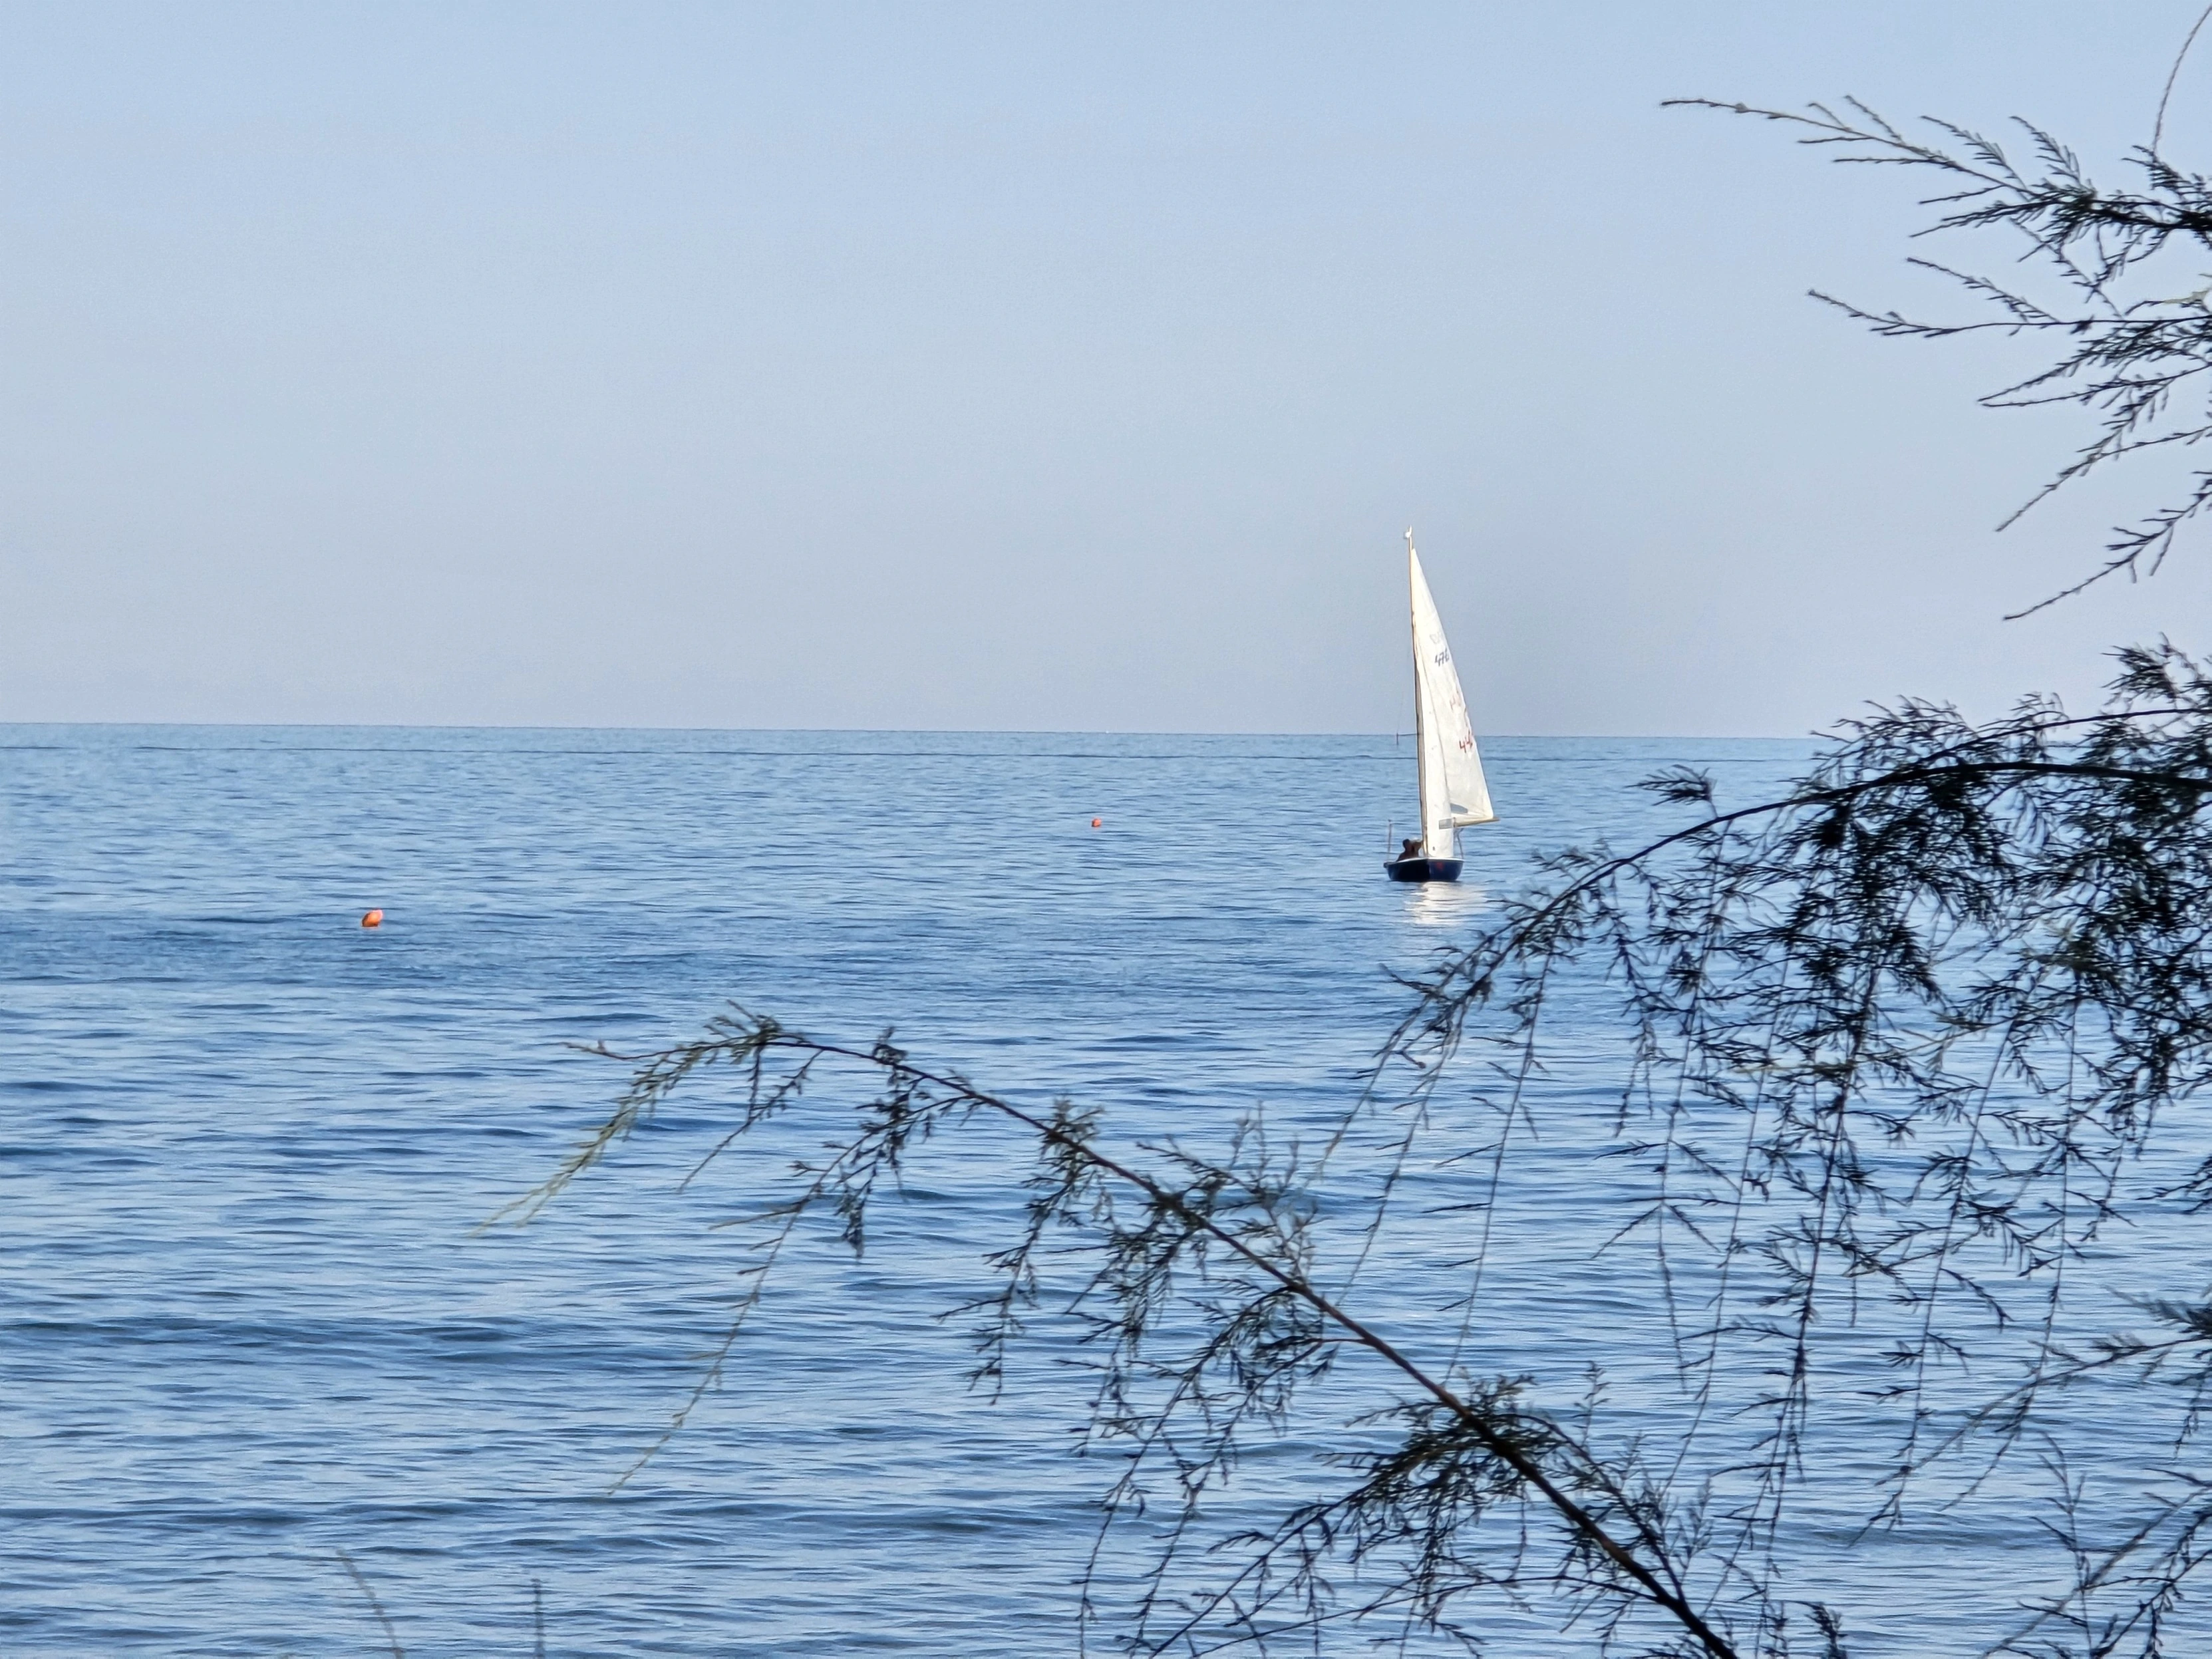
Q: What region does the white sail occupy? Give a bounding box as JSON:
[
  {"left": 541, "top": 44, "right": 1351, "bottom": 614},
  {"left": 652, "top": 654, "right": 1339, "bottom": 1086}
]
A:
[{"left": 1408, "top": 538, "right": 1494, "bottom": 859}]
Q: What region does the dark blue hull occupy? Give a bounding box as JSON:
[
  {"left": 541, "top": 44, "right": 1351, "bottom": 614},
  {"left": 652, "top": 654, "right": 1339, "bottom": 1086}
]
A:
[{"left": 1384, "top": 856, "right": 1462, "bottom": 883}]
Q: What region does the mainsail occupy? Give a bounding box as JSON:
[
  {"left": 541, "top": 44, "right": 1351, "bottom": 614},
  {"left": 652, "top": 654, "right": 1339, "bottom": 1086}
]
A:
[{"left": 1408, "top": 537, "right": 1494, "bottom": 859}]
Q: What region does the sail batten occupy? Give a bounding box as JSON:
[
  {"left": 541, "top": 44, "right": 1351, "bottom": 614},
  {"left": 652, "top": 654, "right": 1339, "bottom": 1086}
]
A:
[{"left": 1406, "top": 539, "right": 1494, "bottom": 862}]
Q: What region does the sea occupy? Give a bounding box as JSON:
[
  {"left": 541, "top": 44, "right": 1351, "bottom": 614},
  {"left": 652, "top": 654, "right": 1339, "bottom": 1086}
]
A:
[{"left": 1, "top": 726, "right": 2175, "bottom": 1658}]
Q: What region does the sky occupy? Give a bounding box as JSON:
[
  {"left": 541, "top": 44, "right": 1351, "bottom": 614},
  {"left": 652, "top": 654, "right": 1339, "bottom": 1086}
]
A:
[{"left": 6, "top": 1, "right": 2212, "bottom": 736}]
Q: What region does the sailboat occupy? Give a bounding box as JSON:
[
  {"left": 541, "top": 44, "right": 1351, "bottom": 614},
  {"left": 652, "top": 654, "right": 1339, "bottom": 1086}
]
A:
[{"left": 1385, "top": 530, "right": 1496, "bottom": 881}]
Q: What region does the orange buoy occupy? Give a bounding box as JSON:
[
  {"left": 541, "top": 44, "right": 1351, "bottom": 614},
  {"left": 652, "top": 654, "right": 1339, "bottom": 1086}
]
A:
[
  {"left": 1090, "top": 817, "right": 1103, "bottom": 828},
  {"left": 361, "top": 909, "right": 383, "bottom": 928}
]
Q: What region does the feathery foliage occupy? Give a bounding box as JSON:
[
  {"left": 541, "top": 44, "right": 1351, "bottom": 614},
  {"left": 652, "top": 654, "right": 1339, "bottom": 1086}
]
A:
[
  {"left": 519, "top": 53, "right": 2212, "bottom": 1659},
  {"left": 1670, "top": 92, "right": 2212, "bottom": 613},
  {"left": 533, "top": 646, "right": 2212, "bottom": 1656}
]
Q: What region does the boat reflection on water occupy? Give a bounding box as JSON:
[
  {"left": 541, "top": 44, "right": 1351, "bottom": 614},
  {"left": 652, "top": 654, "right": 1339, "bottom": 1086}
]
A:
[{"left": 1399, "top": 878, "right": 1491, "bottom": 927}]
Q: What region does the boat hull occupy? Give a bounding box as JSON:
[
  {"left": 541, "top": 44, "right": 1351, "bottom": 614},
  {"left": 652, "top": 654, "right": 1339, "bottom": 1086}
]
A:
[{"left": 1384, "top": 856, "right": 1462, "bottom": 883}]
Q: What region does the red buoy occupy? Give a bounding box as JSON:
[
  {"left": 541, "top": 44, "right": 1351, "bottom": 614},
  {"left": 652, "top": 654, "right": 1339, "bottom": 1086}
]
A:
[{"left": 361, "top": 909, "right": 384, "bottom": 928}]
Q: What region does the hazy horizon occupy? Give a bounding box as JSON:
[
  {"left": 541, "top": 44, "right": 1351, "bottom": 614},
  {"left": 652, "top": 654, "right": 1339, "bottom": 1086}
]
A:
[{"left": 1, "top": 719, "right": 1817, "bottom": 740}]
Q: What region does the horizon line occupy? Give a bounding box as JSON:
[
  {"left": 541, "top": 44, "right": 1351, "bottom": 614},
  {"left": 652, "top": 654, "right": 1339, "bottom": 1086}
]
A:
[{"left": 0, "top": 717, "right": 1816, "bottom": 742}]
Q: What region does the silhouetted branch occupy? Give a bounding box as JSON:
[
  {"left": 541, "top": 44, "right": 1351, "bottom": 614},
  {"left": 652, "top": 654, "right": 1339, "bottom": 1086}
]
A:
[
  {"left": 334, "top": 1550, "right": 404, "bottom": 1659},
  {"left": 1673, "top": 96, "right": 2212, "bottom": 609},
  {"left": 532, "top": 1018, "right": 1742, "bottom": 1658},
  {"left": 528, "top": 647, "right": 2212, "bottom": 1654}
]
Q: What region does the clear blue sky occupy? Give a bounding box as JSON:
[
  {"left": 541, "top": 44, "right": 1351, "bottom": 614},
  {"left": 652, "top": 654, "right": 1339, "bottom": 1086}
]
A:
[{"left": 5, "top": 1, "right": 2210, "bottom": 734}]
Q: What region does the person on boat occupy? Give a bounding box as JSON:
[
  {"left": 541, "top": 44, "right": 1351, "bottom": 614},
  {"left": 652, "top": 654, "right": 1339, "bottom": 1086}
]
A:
[{"left": 1398, "top": 837, "right": 1423, "bottom": 863}]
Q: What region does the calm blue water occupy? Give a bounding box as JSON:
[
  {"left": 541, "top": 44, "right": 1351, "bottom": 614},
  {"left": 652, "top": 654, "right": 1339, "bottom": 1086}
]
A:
[{"left": 6, "top": 726, "right": 2159, "bottom": 1656}]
